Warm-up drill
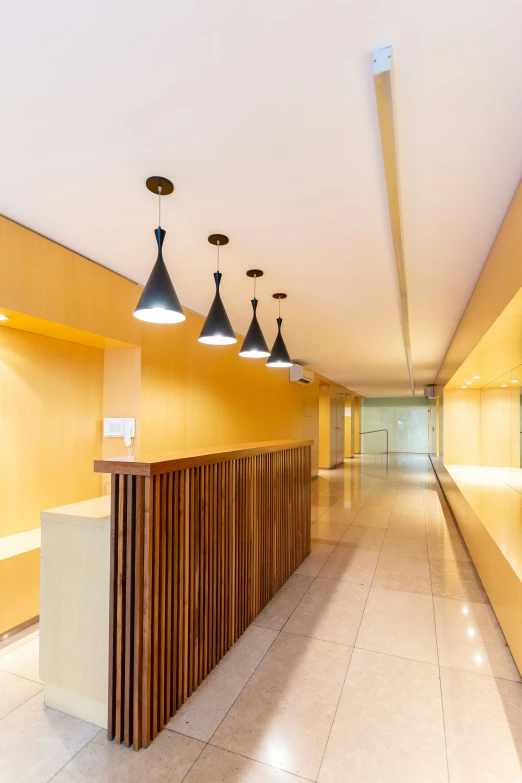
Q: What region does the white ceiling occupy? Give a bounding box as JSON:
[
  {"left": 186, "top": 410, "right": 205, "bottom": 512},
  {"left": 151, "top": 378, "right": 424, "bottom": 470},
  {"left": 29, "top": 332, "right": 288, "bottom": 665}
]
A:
[{"left": 1, "top": 0, "right": 521, "bottom": 396}]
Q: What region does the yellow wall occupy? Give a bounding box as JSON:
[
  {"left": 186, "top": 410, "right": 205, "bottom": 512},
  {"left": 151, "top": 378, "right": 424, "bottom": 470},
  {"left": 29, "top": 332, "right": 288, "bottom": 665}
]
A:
[
  {"left": 443, "top": 389, "right": 481, "bottom": 465},
  {"left": 0, "top": 327, "right": 104, "bottom": 539},
  {"left": 0, "top": 215, "right": 356, "bottom": 630},
  {"left": 436, "top": 181, "right": 522, "bottom": 387},
  {"left": 480, "top": 387, "right": 519, "bottom": 468},
  {"left": 0, "top": 550, "right": 40, "bottom": 634},
  {"left": 0, "top": 215, "right": 341, "bottom": 480},
  {"left": 139, "top": 312, "right": 320, "bottom": 469},
  {"left": 0, "top": 326, "right": 103, "bottom": 634}
]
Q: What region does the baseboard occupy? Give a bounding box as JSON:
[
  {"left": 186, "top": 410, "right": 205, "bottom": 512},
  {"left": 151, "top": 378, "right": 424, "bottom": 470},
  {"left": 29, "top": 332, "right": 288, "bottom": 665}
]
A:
[{"left": 0, "top": 615, "right": 39, "bottom": 643}]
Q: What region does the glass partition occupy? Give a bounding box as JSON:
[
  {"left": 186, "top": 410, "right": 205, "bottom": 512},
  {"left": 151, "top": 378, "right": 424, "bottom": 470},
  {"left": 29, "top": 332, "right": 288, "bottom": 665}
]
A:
[{"left": 362, "top": 397, "right": 431, "bottom": 453}]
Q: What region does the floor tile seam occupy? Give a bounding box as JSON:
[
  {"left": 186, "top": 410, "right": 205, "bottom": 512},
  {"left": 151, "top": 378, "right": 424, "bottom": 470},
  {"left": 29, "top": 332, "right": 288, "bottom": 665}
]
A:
[
  {"left": 0, "top": 682, "right": 44, "bottom": 724},
  {"left": 312, "top": 535, "right": 344, "bottom": 576},
  {"left": 310, "top": 574, "right": 373, "bottom": 589},
  {"left": 205, "top": 629, "right": 282, "bottom": 748},
  {"left": 371, "top": 580, "right": 432, "bottom": 597},
  {"left": 278, "top": 575, "right": 322, "bottom": 635},
  {"left": 0, "top": 666, "right": 43, "bottom": 687},
  {"left": 205, "top": 741, "right": 316, "bottom": 782},
  {"left": 425, "top": 460, "right": 452, "bottom": 783},
  {"left": 278, "top": 628, "right": 356, "bottom": 650},
  {"left": 0, "top": 631, "right": 39, "bottom": 659},
  {"left": 351, "top": 468, "right": 399, "bottom": 652},
  {"left": 313, "top": 613, "right": 359, "bottom": 783},
  {"left": 437, "top": 661, "right": 522, "bottom": 684},
  {"left": 351, "top": 475, "right": 401, "bottom": 527},
  {"left": 179, "top": 736, "right": 208, "bottom": 783},
  {"left": 46, "top": 727, "right": 103, "bottom": 782},
  {"left": 438, "top": 663, "right": 522, "bottom": 685}
]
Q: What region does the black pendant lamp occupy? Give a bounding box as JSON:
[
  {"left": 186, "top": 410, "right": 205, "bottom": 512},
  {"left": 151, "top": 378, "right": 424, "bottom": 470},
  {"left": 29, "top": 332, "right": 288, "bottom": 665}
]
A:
[
  {"left": 239, "top": 270, "right": 270, "bottom": 358},
  {"left": 267, "top": 293, "right": 293, "bottom": 368},
  {"left": 198, "top": 235, "right": 237, "bottom": 345},
  {"left": 134, "top": 176, "right": 185, "bottom": 324}
]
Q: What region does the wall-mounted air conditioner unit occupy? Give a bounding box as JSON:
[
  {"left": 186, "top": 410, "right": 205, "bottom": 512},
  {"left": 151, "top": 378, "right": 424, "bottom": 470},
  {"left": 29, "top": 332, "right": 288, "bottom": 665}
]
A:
[{"left": 289, "top": 365, "right": 315, "bottom": 385}]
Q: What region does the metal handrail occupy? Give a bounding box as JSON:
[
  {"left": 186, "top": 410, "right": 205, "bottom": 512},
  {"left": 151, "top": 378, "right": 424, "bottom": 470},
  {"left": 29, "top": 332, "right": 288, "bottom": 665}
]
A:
[{"left": 359, "top": 428, "right": 389, "bottom": 454}]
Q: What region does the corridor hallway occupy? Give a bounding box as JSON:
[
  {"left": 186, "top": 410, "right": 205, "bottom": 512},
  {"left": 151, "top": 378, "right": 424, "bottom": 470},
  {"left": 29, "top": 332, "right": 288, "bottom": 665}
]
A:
[{"left": 1, "top": 456, "right": 522, "bottom": 782}]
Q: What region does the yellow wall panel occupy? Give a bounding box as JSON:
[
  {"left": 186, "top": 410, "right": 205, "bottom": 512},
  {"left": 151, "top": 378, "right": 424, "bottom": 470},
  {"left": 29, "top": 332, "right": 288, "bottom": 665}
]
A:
[
  {"left": 0, "top": 219, "right": 74, "bottom": 325},
  {"left": 443, "top": 389, "right": 481, "bottom": 465},
  {"left": 0, "top": 327, "right": 103, "bottom": 538},
  {"left": 0, "top": 215, "right": 358, "bottom": 631},
  {"left": 0, "top": 549, "right": 40, "bottom": 635}
]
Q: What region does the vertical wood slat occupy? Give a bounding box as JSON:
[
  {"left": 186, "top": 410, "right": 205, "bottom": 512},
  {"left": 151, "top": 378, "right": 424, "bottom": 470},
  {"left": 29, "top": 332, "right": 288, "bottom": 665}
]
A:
[{"left": 107, "top": 444, "right": 311, "bottom": 750}]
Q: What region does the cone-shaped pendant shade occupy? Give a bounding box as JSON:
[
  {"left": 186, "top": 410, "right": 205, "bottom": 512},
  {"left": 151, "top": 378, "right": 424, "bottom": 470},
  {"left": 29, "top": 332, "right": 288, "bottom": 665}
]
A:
[
  {"left": 239, "top": 299, "right": 270, "bottom": 358},
  {"left": 267, "top": 317, "right": 292, "bottom": 367},
  {"left": 198, "top": 272, "right": 237, "bottom": 345},
  {"left": 134, "top": 228, "right": 185, "bottom": 323}
]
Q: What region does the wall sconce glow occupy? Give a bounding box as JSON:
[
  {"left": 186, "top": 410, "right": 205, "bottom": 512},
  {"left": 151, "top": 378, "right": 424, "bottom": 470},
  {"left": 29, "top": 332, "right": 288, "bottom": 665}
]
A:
[
  {"left": 239, "top": 270, "right": 270, "bottom": 358},
  {"left": 267, "top": 293, "right": 292, "bottom": 368},
  {"left": 0, "top": 314, "right": 9, "bottom": 321},
  {"left": 134, "top": 177, "right": 185, "bottom": 324},
  {"left": 199, "top": 235, "right": 237, "bottom": 346}
]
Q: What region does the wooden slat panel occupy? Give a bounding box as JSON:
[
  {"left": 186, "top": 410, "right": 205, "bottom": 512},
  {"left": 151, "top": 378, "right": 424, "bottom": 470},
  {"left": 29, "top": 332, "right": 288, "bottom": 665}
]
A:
[
  {"left": 107, "top": 444, "right": 312, "bottom": 750},
  {"left": 133, "top": 476, "right": 144, "bottom": 747},
  {"left": 115, "top": 475, "right": 127, "bottom": 744},
  {"left": 141, "top": 475, "right": 153, "bottom": 749},
  {"left": 124, "top": 475, "right": 135, "bottom": 747},
  {"left": 165, "top": 473, "right": 173, "bottom": 724},
  {"left": 107, "top": 474, "right": 119, "bottom": 741}
]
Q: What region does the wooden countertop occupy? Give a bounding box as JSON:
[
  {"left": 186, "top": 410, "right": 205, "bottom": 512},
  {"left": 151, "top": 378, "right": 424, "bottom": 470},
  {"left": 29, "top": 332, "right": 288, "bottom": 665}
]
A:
[{"left": 94, "top": 439, "right": 313, "bottom": 476}]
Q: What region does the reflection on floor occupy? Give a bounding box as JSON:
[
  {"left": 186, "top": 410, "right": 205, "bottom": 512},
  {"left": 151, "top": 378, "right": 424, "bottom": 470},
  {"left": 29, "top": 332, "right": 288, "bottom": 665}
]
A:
[{"left": 1, "top": 454, "right": 522, "bottom": 782}]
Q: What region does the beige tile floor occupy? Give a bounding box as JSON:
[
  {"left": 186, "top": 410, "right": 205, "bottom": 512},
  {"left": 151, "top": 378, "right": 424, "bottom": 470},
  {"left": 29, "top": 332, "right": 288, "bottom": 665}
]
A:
[{"left": 2, "top": 454, "right": 522, "bottom": 782}]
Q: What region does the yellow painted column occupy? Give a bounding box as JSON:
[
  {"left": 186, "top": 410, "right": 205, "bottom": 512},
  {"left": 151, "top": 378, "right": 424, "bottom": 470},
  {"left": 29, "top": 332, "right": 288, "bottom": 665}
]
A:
[
  {"left": 318, "top": 383, "right": 331, "bottom": 469},
  {"left": 344, "top": 393, "right": 353, "bottom": 458},
  {"left": 353, "top": 397, "right": 361, "bottom": 453}
]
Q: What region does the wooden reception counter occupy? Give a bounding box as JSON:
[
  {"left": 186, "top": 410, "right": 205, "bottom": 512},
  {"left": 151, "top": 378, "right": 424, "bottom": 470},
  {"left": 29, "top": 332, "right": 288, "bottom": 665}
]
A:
[{"left": 94, "top": 439, "right": 312, "bottom": 750}]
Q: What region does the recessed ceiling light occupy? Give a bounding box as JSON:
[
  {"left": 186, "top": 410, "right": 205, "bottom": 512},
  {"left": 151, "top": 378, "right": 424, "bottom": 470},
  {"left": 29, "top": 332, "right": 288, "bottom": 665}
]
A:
[
  {"left": 511, "top": 379, "right": 518, "bottom": 383},
  {"left": 461, "top": 385, "right": 467, "bottom": 389},
  {"left": 501, "top": 384, "right": 508, "bottom": 387},
  {"left": 466, "top": 381, "right": 472, "bottom": 384},
  {"left": 473, "top": 375, "right": 480, "bottom": 379},
  {"left": 0, "top": 314, "right": 9, "bottom": 321}
]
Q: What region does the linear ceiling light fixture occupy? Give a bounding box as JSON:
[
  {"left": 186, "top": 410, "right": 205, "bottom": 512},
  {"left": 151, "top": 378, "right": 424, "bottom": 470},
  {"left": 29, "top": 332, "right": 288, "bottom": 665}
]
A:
[
  {"left": 239, "top": 270, "right": 270, "bottom": 358},
  {"left": 373, "top": 46, "right": 415, "bottom": 396},
  {"left": 198, "top": 235, "right": 237, "bottom": 346},
  {"left": 0, "top": 314, "right": 9, "bottom": 321},
  {"left": 134, "top": 176, "right": 185, "bottom": 324},
  {"left": 267, "top": 293, "right": 292, "bottom": 368}
]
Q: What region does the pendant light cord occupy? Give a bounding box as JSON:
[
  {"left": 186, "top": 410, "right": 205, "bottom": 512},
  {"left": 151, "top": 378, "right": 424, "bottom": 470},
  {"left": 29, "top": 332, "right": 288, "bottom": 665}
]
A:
[
  {"left": 254, "top": 273, "right": 257, "bottom": 298},
  {"left": 158, "top": 181, "right": 162, "bottom": 227},
  {"left": 217, "top": 241, "right": 220, "bottom": 273}
]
